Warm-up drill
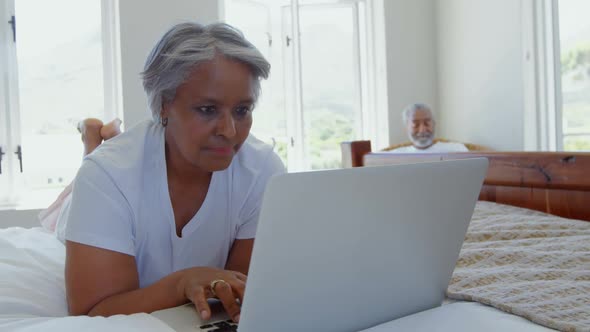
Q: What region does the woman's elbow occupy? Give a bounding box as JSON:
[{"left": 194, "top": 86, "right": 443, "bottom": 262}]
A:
[{"left": 67, "top": 301, "right": 91, "bottom": 316}]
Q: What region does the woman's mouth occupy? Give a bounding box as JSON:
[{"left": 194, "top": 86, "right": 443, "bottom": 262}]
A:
[{"left": 206, "top": 146, "right": 233, "bottom": 156}]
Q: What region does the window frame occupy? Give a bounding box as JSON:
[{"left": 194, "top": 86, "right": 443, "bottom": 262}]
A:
[
  {"left": 0, "top": 0, "right": 21, "bottom": 207},
  {"left": 0, "top": 0, "right": 122, "bottom": 209},
  {"left": 523, "top": 0, "right": 590, "bottom": 151},
  {"left": 101, "top": 0, "right": 124, "bottom": 124},
  {"left": 553, "top": 0, "right": 590, "bottom": 151},
  {"left": 225, "top": 0, "right": 389, "bottom": 171},
  {"left": 550, "top": 0, "right": 564, "bottom": 151},
  {"left": 294, "top": 0, "right": 364, "bottom": 171},
  {"left": 289, "top": 0, "right": 387, "bottom": 171}
]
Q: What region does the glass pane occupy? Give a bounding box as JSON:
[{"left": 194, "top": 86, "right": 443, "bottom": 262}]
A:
[
  {"left": 15, "top": 0, "right": 105, "bottom": 207},
  {"left": 558, "top": 0, "right": 590, "bottom": 151},
  {"left": 299, "top": 4, "right": 360, "bottom": 170},
  {"left": 564, "top": 135, "right": 590, "bottom": 151},
  {"left": 225, "top": 0, "right": 289, "bottom": 168}
]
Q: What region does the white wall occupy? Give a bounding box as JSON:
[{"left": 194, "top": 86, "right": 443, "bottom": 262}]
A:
[
  {"left": 436, "top": 0, "right": 525, "bottom": 151},
  {"left": 118, "top": 0, "right": 221, "bottom": 128},
  {"left": 382, "top": 0, "right": 439, "bottom": 147}
]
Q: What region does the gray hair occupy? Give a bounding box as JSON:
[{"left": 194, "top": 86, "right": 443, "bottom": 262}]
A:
[
  {"left": 402, "top": 103, "right": 434, "bottom": 124},
  {"left": 142, "top": 22, "right": 270, "bottom": 123}
]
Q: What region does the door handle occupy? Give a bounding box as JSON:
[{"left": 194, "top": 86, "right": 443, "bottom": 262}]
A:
[
  {"left": 8, "top": 15, "right": 16, "bottom": 42},
  {"left": 14, "top": 145, "right": 22, "bottom": 173},
  {"left": 0, "top": 147, "right": 5, "bottom": 174}
]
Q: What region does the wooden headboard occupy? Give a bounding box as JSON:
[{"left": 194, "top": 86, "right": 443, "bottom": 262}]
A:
[{"left": 341, "top": 141, "right": 590, "bottom": 221}]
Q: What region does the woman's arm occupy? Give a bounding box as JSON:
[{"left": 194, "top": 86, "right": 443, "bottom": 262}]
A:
[
  {"left": 224, "top": 239, "right": 254, "bottom": 275},
  {"left": 66, "top": 241, "right": 246, "bottom": 321},
  {"left": 66, "top": 241, "right": 185, "bottom": 316}
]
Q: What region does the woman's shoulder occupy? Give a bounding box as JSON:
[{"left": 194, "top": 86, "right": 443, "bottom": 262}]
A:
[
  {"left": 240, "top": 135, "right": 274, "bottom": 157},
  {"left": 80, "top": 120, "right": 163, "bottom": 189},
  {"left": 86, "top": 120, "right": 161, "bottom": 170},
  {"left": 235, "top": 135, "right": 285, "bottom": 175},
  {"left": 229, "top": 136, "right": 286, "bottom": 219}
]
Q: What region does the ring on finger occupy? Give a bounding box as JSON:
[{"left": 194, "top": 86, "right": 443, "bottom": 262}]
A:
[{"left": 210, "top": 279, "right": 229, "bottom": 297}]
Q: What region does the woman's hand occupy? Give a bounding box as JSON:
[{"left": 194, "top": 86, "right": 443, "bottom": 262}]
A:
[{"left": 179, "top": 267, "right": 247, "bottom": 323}]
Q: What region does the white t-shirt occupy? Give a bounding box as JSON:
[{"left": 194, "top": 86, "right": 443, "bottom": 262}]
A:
[
  {"left": 62, "top": 120, "right": 285, "bottom": 288},
  {"left": 388, "top": 141, "right": 469, "bottom": 153}
]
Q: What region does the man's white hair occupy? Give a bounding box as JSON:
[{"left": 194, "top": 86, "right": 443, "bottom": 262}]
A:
[{"left": 402, "top": 103, "right": 434, "bottom": 124}]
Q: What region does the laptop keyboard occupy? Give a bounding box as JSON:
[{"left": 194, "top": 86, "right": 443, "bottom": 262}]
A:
[{"left": 199, "top": 319, "right": 238, "bottom": 331}]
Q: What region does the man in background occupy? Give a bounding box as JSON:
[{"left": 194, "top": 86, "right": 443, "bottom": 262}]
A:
[{"left": 389, "top": 103, "right": 468, "bottom": 153}]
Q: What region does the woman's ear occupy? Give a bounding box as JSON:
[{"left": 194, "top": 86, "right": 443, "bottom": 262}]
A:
[
  {"left": 160, "top": 103, "right": 170, "bottom": 127},
  {"left": 160, "top": 102, "right": 170, "bottom": 120}
]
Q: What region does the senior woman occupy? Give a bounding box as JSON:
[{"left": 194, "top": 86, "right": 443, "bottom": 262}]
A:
[{"left": 64, "top": 22, "right": 284, "bottom": 323}]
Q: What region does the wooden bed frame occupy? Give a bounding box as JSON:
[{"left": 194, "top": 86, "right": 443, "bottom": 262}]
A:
[{"left": 341, "top": 141, "right": 590, "bottom": 222}]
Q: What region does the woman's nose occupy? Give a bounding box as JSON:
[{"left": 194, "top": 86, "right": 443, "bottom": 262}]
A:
[{"left": 216, "top": 113, "right": 236, "bottom": 138}]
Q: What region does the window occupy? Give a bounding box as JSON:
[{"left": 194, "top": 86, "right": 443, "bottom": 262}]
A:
[
  {"left": 557, "top": 0, "right": 590, "bottom": 151},
  {"left": 225, "top": 0, "right": 290, "bottom": 168},
  {"left": 0, "top": 0, "right": 120, "bottom": 209},
  {"left": 524, "top": 0, "right": 590, "bottom": 151},
  {"left": 298, "top": 2, "right": 363, "bottom": 170},
  {"left": 224, "top": 0, "right": 387, "bottom": 171}
]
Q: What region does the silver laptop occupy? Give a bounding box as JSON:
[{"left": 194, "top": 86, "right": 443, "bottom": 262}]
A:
[{"left": 152, "top": 158, "right": 488, "bottom": 332}]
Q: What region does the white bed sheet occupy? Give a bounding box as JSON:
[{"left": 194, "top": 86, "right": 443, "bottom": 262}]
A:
[
  {"left": 0, "top": 210, "right": 555, "bottom": 332},
  {"left": 150, "top": 300, "right": 553, "bottom": 332},
  {"left": 360, "top": 302, "right": 554, "bottom": 332},
  {"left": 0, "top": 227, "right": 173, "bottom": 332}
]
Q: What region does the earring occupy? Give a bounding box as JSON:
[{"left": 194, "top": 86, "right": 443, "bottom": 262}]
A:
[{"left": 161, "top": 117, "right": 168, "bottom": 127}]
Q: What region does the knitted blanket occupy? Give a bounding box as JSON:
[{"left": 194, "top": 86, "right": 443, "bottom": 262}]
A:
[{"left": 448, "top": 201, "right": 590, "bottom": 332}]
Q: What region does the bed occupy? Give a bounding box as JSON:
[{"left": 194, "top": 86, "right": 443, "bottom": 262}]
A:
[
  {"left": 342, "top": 140, "right": 590, "bottom": 331},
  {"left": 3, "top": 206, "right": 582, "bottom": 332},
  {"left": 0, "top": 144, "right": 587, "bottom": 332}
]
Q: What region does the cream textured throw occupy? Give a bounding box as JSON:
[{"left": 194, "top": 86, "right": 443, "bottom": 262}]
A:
[{"left": 447, "top": 201, "right": 590, "bottom": 332}]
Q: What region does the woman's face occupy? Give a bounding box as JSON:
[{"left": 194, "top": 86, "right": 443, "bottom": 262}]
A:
[{"left": 162, "top": 55, "right": 256, "bottom": 172}]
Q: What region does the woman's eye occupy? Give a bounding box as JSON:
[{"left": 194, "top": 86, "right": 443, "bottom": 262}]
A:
[
  {"left": 196, "top": 106, "right": 216, "bottom": 115},
  {"left": 235, "top": 106, "right": 252, "bottom": 117}
]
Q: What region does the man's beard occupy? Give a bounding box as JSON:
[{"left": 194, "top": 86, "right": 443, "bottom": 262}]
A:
[{"left": 410, "top": 133, "right": 434, "bottom": 149}]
